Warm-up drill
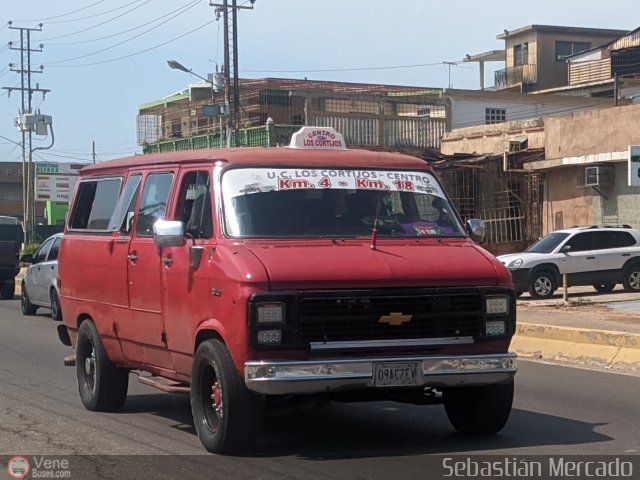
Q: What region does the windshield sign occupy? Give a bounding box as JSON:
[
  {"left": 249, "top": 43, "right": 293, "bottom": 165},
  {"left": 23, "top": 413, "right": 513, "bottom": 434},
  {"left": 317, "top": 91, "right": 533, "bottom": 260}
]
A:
[{"left": 221, "top": 168, "right": 465, "bottom": 238}]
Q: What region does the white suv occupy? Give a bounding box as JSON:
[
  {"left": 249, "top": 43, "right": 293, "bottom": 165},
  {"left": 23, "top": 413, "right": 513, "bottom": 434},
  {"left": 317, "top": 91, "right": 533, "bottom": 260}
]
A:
[{"left": 497, "top": 226, "right": 640, "bottom": 299}]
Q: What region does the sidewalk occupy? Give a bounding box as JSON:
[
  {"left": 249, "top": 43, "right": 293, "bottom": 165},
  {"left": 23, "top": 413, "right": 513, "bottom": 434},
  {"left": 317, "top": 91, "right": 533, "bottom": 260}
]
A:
[{"left": 513, "top": 285, "right": 640, "bottom": 375}]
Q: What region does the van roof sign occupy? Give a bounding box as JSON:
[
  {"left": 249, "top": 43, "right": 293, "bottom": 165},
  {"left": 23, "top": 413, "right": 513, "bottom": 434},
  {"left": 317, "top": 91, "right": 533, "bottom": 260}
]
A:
[{"left": 289, "top": 126, "right": 347, "bottom": 150}]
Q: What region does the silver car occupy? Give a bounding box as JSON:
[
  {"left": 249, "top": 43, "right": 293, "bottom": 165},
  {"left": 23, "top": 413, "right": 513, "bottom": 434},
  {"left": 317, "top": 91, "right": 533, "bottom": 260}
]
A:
[{"left": 21, "top": 233, "right": 62, "bottom": 320}]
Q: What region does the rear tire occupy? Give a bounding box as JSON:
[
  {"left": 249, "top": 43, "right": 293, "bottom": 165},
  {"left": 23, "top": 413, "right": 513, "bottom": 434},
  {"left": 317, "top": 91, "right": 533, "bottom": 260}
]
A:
[
  {"left": 190, "top": 339, "right": 262, "bottom": 454},
  {"left": 528, "top": 271, "right": 556, "bottom": 299},
  {"left": 20, "top": 285, "right": 37, "bottom": 315},
  {"left": 76, "top": 320, "right": 129, "bottom": 412},
  {"left": 444, "top": 380, "right": 514, "bottom": 436},
  {"left": 0, "top": 281, "right": 14, "bottom": 299},
  {"left": 592, "top": 282, "right": 615, "bottom": 293},
  {"left": 50, "top": 289, "right": 62, "bottom": 321},
  {"left": 623, "top": 265, "right": 640, "bottom": 292}
]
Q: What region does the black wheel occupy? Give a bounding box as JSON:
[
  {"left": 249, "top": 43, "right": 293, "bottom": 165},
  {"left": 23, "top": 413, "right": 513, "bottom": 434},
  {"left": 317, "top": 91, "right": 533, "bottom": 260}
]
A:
[
  {"left": 444, "top": 380, "right": 514, "bottom": 436},
  {"left": 50, "top": 289, "right": 62, "bottom": 321},
  {"left": 592, "top": 282, "right": 615, "bottom": 293},
  {"left": 20, "top": 284, "right": 38, "bottom": 315},
  {"left": 528, "top": 270, "right": 556, "bottom": 299},
  {"left": 191, "top": 339, "right": 262, "bottom": 454},
  {"left": 0, "top": 281, "right": 14, "bottom": 299},
  {"left": 76, "top": 320, "right": 129, "bottom": 412},
  {"left": 623, "top": 265, "right": 640, "bottom": 292}
]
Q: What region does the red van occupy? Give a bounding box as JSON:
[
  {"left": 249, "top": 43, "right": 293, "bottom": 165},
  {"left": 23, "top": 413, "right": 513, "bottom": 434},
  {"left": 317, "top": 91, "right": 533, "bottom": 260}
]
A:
[{"left": 57, "top": 127, "right": 516, "bottom": 453}]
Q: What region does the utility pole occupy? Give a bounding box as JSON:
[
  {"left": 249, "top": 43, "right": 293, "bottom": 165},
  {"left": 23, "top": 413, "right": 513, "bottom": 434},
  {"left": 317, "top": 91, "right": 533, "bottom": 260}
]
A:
[
  {"left": 92, "top": 141, "right": 96, "bottom": 164},
  {"left": 2, "top": 23, "right": 50, "bottom": 244},
  {"left": 210, "top": 0, "right": 255, "bottom": 147},
  {"left": 443, "top": 61, "right": 457, "bottom": 88}
]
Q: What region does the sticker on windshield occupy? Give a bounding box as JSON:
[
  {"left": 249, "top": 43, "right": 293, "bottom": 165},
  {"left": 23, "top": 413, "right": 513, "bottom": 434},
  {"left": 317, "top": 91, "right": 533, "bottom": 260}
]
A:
[{"left": 222, "top": 168, "right": 443, "bottom": 197}]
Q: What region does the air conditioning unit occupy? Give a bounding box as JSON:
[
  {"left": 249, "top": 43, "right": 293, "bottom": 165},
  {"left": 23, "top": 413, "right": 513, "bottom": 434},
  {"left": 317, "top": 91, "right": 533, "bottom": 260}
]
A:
[{"left": 584, "top": 166, "right": 614, "bottom": 187}]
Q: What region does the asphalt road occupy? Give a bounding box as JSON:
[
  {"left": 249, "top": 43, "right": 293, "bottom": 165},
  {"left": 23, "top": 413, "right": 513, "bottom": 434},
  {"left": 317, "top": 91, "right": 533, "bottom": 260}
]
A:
[{"left": 1, "top": 298, "right": 639, "bottom": 479}]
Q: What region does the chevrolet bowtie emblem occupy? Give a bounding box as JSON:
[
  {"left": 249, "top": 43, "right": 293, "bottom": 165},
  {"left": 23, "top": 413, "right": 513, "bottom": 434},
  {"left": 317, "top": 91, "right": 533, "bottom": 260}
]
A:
[{"left": 378, "top": 312, "right": 413, "bottom": 326}]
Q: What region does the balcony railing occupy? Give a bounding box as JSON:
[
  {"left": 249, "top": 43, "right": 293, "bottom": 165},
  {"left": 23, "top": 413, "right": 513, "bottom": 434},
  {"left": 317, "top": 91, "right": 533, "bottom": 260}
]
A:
[{"left": 494, "top": 64, "right": 538, "bottom": 90}]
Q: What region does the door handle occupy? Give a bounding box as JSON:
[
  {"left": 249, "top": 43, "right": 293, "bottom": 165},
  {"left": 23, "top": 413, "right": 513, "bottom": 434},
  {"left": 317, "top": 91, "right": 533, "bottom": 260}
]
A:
[
  {"left": 161, "top": 255, "right": 173, "bottom": 267},
  {"left": 622, "top": 253, "right": 631, "bottom": 257},
  {"left": 586, "top": 256, "right": 595, "bottom": 260},
  {"left": 127, "top": 253, "right": 138, "bottom": 262}
]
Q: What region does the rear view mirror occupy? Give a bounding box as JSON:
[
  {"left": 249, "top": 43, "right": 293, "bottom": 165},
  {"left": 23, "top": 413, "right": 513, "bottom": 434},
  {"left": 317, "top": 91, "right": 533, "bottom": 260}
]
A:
[
  {"left": 466, "top": 219, "right": 486, "bottom": 243},
  {"left": 560, "top": 245, "right": 572, "bottom": 253},
  {"left": 20, "top": 254, "right": 33, "bottom": 265},
  {"left": 153, "top": 220, "right": 186, "bottom": 248}
]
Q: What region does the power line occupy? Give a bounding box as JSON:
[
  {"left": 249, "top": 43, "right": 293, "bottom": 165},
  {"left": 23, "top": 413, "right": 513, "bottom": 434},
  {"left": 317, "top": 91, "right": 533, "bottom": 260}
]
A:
[
  {"left": 45, "top": 0, "right": 201, "bottom": 65},
  {"left": 47, "top": 0, "right": 200, "bottom": 46},
  {"left": 46, "top": 18, "right": 217, "bottom": 68},
  {"left": 14, "top": 0, "right": 107, "bottom": 22},
  {"left": 39, "top": 0, "right": 152, "bottom": 41},
  {"left": 241, "top": 62, "right": 446, "bottom": 74},
  {"left": 44, "top": 0, "right": 145, "bottom": 25}
]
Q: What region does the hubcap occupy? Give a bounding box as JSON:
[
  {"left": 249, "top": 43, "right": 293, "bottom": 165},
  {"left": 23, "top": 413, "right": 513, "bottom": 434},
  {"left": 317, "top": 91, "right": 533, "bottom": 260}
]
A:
[
  {"left": 535, "top": 277, "right": 552, "bottom": 295},
  {"left": 630, "top": 272, "right": 640, "bottom": 290},
  {"left": 211, "top": 381, "right": 223, "bottom": 416},
  {"left": 201, "top": 364, "right": 222, "bottom": 432}
]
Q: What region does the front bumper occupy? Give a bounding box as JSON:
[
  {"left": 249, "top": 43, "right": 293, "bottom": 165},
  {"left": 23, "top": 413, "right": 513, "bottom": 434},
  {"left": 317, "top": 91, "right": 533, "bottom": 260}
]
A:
[{"left": 245, "top": 352, "right": 517, "bottom": 395}]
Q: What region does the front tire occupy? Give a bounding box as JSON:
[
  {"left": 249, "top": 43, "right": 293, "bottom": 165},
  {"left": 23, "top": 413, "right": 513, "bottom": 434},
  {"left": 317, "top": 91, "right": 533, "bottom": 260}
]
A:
[
  {"left": 190, "top": 339, "right": 262, "bottom": 454},
  {"left": 592, "top": 282, "right": 615, "bottom": 293},
  {"left": 20, "top": 285, "right": 38, "bottom": 315},
  {"left": 76, "top": 320, "right": 129, "bottom": 412},
  {"left": 623, "top": 265, "right": 640, "bottom": 292},
  {"left": 528, "top": 271, "right": 556, "bottom": 299},
  {"left": 50, "top": 289, "right": 62, "bottom": 321},
  {"left": 444, "top": 380, "right": 514, "bottom": 435}
]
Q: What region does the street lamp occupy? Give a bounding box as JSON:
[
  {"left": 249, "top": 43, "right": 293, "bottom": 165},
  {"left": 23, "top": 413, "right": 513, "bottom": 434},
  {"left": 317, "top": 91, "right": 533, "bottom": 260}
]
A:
[
  {"left": 167, "top": 59, "right": 225, "bottom": 147},
  {"left": 167, "top": 59, "right": 211, "bottom": 84}
]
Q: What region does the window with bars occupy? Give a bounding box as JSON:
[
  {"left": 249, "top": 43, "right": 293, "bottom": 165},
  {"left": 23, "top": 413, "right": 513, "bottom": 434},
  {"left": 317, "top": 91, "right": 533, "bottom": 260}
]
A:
[{"left": 485, "top": 108, "right": 506, "bottom": 125}]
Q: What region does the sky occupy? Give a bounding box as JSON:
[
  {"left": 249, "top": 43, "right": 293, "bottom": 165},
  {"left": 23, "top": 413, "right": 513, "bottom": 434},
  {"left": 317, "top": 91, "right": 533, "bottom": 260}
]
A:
[{"left": 0, "top": 0, "right": 638, "bottom": 164}]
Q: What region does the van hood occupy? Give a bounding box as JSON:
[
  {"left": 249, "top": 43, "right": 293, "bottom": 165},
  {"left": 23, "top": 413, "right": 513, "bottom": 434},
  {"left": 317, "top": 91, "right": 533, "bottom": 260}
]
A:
[{"left": 242, "top": 239, "right": 504, "bottom": 290}]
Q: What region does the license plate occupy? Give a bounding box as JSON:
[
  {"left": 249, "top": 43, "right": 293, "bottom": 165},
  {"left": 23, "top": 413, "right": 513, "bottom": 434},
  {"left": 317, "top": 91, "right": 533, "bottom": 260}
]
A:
[{"left": 373, "top": 362, "right": 419, "bottom": 387}]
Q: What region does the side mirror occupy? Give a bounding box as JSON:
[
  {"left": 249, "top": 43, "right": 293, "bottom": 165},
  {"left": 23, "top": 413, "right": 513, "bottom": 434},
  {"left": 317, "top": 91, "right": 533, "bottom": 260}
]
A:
[
  {"left": 560, "top": 245, "right": 571, "bottom": 253},
  {"left": 153, "top": 219, "right": 186, "bottom": 248},
  {"left": 20, "top": 254, "right": 34, "bottom": 265},
  {"left": 466, "top": 219, "right": 486, "bottom": 243}
]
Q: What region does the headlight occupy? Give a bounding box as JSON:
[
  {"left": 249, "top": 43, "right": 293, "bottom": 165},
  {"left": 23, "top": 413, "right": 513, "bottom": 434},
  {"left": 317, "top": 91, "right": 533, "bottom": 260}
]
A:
[
  {"left": 485, "top": 295, "right": 509, "bottom": 315},
  {"left": 256, "top": 302, "right": 285, "bottom": 324},
  {"left": 507, "top": 258, "right": 523, "bottom": 269}
]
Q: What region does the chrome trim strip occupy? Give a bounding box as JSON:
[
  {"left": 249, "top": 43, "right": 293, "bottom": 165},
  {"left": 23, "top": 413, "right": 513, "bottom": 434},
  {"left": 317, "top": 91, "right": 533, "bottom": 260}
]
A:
[
  {"left": 309, "top": 336, "right": 474, "bottom": 350},
  {"left": 244, "top": 352, "right": 517, "bottom": 395}
]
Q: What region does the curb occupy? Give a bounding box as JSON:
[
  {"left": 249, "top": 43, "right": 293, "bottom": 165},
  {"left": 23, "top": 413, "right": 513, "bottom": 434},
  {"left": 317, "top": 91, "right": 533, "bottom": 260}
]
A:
[{"left": 513, "top": 322, "right": 640, "bottom": 375}]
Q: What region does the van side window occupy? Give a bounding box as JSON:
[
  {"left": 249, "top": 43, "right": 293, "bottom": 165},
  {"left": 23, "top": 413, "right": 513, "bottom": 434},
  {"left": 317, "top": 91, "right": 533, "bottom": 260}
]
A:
[
  {"left": 109, "top": 174, "right": 142, "bottom": 233},
  {"left": 177, "top": 171, "right": 212, "bottom": 239},
  {"left": 69, "top": 178, "right": 122, "bottom": 230},
  {"left": 136, "top": 173, "right": 174, "bottom": 236}
]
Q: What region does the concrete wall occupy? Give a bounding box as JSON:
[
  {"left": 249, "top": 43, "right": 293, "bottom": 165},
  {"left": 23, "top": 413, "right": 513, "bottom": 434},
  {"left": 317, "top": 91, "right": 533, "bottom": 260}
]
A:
[
  {"left": 441, "top": 118, "right": 545, "bottom": 155},
  {"left": 546, "top": 104, "right": 640, "bottom": 158},
  {"left": 543, "top": 166, "right": 595, "bottom": 233}
]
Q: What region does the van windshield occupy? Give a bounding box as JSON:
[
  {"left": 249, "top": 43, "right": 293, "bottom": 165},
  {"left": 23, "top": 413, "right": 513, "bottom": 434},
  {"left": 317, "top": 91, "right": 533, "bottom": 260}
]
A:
[{"left": 221, "top": 167, "right": 466, "bottom": 238}]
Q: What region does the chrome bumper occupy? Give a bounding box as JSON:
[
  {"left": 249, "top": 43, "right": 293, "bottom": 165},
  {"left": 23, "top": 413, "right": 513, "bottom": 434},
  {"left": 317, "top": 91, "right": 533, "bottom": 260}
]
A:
[{"left": 244, "top": 353, "right": 517, "bottom": 395}]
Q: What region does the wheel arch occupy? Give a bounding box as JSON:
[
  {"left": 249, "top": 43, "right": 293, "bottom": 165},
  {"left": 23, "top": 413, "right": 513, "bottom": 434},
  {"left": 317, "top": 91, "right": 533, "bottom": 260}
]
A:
[{"left": 529, "top": 263, "right": 561, "bottom": 284}]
